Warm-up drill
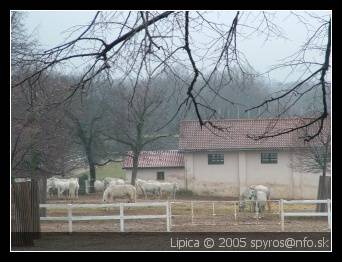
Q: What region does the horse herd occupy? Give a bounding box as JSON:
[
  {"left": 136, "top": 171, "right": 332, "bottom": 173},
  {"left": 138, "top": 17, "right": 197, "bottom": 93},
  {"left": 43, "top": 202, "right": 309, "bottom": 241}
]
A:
[
  {"left": 47, "top": 177, "right": 179, "bottom": 203},
  {"left": 101, "top": 178, "right": 179, "bottom": 203},
  {"left": 47, "top": 177, "right": 271, "bottom": 217},
  {"left": 47, "top": 177, "right": 79, "bottom": 199}
]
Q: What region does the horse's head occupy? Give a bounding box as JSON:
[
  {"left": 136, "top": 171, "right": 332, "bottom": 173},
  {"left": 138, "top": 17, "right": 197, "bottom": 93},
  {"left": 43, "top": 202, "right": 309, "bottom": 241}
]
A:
[{"left": 248, "top": 189, "right": 257, "bottom": 200}]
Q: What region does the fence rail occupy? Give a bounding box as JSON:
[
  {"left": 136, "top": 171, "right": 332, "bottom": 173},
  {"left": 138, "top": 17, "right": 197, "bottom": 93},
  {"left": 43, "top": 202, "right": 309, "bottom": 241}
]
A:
[
  {"left": 169, "top": 199, "right": 281, "bottom": 225},
  {"left": 39, "top": 202, "right": 170, "bottom": 233},
  {"left": 280, "top": 199, "right": 331, "bottom": 231}
]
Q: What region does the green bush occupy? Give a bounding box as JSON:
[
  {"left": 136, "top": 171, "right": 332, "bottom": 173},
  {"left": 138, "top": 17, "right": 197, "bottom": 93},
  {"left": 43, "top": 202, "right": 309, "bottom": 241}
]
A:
[{"left": 177, "top": 189, "right": 195, "bottom": 197}]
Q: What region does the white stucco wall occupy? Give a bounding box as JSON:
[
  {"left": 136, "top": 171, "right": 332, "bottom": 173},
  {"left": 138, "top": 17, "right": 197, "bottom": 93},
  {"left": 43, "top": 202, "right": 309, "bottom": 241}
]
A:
[
  {"left": 123, "top": 150, "right": 324, "bottom": 199},
  {"left": 244, "top": 151, "right": 293, "bottom": 198},
  {"left": 185, "top": 152, "right": 240, "bottom": 197},
  {"left": 184, "top": 150, "right": 322, "bottom": 199}
]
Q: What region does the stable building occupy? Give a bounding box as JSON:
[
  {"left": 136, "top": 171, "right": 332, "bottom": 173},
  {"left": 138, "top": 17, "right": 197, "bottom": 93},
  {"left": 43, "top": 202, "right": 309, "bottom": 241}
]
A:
[{"left": 122, "top": 118, "right": 330, "bottom": 199}]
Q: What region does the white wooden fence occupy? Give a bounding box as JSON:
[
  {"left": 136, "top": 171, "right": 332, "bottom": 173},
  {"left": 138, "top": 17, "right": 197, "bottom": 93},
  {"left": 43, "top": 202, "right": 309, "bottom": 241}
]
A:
[
  {"left": 169, "top": 199, "right": 331, "bottom": 230},
  {"left": 169, "top": 200, "right": 281, "bottom": 226},
  {"left": 40, "top": 199, "right": 332, "bottom": 232},
  {"left": 40, "top": 202, "right": 170, "bottom": 233},
  {"left": 280, "top": 199, "right": 331, "bottom": 231}
]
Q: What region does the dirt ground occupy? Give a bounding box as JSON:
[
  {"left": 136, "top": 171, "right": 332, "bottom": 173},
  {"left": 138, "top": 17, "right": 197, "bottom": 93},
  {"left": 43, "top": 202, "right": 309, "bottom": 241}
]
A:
[{"left": 40, "top": 193, "right": 330, "bottom": 233}]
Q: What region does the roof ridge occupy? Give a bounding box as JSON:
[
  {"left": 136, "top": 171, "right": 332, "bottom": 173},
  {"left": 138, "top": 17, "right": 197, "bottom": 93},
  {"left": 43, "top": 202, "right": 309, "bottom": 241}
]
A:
[{"left": 180, "top": 117, "right": 315, "bottom": 123}]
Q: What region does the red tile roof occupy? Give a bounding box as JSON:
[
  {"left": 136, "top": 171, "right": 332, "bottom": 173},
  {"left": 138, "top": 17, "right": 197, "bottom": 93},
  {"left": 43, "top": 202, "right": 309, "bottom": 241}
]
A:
[
  {"left": 179, "top": 118, "right": 325, "bottom": 151},
  {"left": 122, "top": 150, "right": 184, "bottom": 169}
]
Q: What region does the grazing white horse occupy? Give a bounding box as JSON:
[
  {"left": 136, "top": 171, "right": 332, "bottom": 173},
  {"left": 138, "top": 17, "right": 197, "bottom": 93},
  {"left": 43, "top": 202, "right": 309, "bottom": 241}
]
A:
[
  {"left": 108, "top": 179, "right": 125, "bottom": 186},
  {"left": 159, "top": 182, "right": 178, "bottom": 199},
  {"left": 249, "top": 185, "right": 271, "bottom": 211},
  {"left": 254, "top": 190, "right": 268, "bottom": 218},
  {"left": 56, "top": 179, "right": 70, "bottom": 199},
  {"left": 103, "top": 177, "right": 125, "bottom": 189},
  {"left": 239, "top": 187, "right": 256, "bottom": 212},
  {"left": 239, "top": 185, "right": 271, "bottom": 213},
  {"left": 103, "top": 184, "right": 136, "bottom": 203},
  {"left": 94, "top": 180, "right": 105, "bottom": 192},
  {"left": 135, "top": 179, "right": 161, "bottom": 199}
]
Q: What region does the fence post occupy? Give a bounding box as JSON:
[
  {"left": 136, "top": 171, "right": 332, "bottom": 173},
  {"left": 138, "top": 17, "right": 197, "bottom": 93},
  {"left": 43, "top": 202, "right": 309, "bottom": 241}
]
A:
[
  {"left": 280, "top": 199, "right": 284, "bottom": 231},
  {"left": 67, "top": 204, "right": 73, "bottom": 234},
  {"left": 166, "top": 202, "right": 170, "bottom": 232},
  {"left": 234, "top": 202, "right": 237, "bottom": 222},
  {"left": 191, "top": 201, "right": 194, "bottom": 225},
  {"left": 85, "top": 180, "right": 89, "bottom": 194},
  {"left": 212, "top": 202, "right": 216, "bottom": 216},
  {"left": 327, "top": 199, "right": 331, "bottom": 230},
  {"left": 169, "top": 201, "right": 173, "bottom": 228},
  {"left": 120, "top": 203, "right": 124, "bottom": 232},
  {"left": 255, "top": 201, "right": 259, "bottom": 223}
]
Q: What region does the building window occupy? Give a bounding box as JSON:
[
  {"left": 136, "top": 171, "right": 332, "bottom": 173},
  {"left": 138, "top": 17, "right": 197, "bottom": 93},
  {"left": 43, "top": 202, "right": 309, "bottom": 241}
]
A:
[
  {"left": 208, "top": 153, "right": 224, "bottom": 165},
  {"left": 157, "top": 172, "right": 165, "bottom": 180},
  {"left": 261, "top": 152, "right": 278, "bottom": 164}
]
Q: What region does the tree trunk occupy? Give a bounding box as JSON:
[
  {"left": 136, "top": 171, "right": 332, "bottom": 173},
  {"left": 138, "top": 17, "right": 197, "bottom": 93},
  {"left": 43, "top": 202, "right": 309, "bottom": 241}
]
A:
[
  {"left": 316, "top": 174, "right": 331, "bottom": 212},
  {"left": 88, "top": 161, "right": 96, "bottom": 193},
  {"left": 87, "top": 149, "right": 96, "bottom": 193},
  {"left": 131, "top": 152, "right": 140, "bottom": 186}
]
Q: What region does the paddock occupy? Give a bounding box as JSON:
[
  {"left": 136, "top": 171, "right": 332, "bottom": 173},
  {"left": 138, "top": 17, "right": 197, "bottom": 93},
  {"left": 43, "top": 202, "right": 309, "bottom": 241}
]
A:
[{"left": 40, "top": 194, "right": 331, "bottom": 232}]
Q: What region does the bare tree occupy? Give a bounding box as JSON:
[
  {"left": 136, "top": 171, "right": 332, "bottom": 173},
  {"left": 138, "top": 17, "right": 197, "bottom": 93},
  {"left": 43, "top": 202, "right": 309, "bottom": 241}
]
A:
[
  {"left": 100, "top": 79, "right": 174, "bottom": 185},
  {"left": 245, "top": 14, "right": 331, "bottom": 142},
  {"left": 63, "top": 84, "right": 125, "bottom": 192},
  {"left": 11, "top": 72, "right": 76, "bottom": 178},
  {"left": 291, "top": 119, "right": 331, "bottom": 209},
  {"left": 12, "top": 11, "right": 331, "bottom": 142}
]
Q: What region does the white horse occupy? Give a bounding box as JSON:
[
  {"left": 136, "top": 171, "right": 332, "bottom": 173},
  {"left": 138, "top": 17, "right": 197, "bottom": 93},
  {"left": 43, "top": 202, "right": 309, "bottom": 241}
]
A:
[
  {"left": 68, "top": 178, "right": 79, "bottom": 199},
  {"left": 135, "top": 179, "right": 161, "bottom": 199},
  {"left": 159, "top": 182, "right": 178, "bottom": 199},
  {"left": 239, "top": 185, "right": 271, "bottom": 213},
  {"left": 249, "top": 185, "right": 271, "bottom": 211},
  {"left": 94, "top": 180, "right": 105, "bottom": 192},
  {"left": 47, "top": 177, "right": 58, "bottom": 199},
  {"left": 103, "top": 184, "right": 136, "bottom": 203},
  {"left": 56, "top": 179, "right": 70, "bottom": 199},
  {"left": 239, "top": 187, "right": 256, "bottom": 212}
]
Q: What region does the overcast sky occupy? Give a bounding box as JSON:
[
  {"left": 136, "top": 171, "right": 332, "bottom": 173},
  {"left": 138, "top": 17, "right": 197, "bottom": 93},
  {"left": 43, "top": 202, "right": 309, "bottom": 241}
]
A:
[{"left": 21, "top": 10, "right": 331, "bottom": 83}]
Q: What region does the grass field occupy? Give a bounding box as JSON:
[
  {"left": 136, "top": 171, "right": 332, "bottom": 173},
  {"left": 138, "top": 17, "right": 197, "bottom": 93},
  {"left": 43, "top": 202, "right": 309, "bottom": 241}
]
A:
[{"left": 79, "top": 162, "right": 126, "bottom": 180}]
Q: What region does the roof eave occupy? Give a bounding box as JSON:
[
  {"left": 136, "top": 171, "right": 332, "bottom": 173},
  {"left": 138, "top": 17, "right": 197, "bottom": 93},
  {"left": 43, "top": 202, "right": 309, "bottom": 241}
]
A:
[
  {"left": 122, "top": 165, "right": 185, "bottom": 170},
  {"left": 178, "top": 146, "right": 308, "bottom": 152}
]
